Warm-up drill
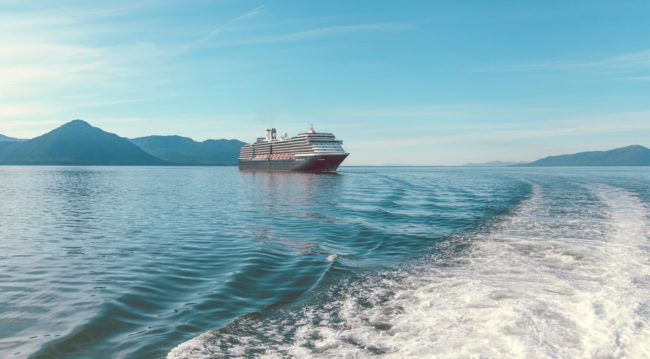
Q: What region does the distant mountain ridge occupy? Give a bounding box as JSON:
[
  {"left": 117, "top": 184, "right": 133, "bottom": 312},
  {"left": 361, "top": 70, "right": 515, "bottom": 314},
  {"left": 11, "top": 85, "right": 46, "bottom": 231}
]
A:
[
  {"left": 0, "top": 120, "right": 245, "bottom": 166},
  {"left": 520, "top": 145, "right": 650, "bottom": 166},
  {"left": 0, "top": 134, "right": 24, "bottom": 142},
  {"left": 0, "top": 120, "right": 166, "bottom": 165},
  {"left": 131, "top": 135, "right": 245, "bottom": 165}
]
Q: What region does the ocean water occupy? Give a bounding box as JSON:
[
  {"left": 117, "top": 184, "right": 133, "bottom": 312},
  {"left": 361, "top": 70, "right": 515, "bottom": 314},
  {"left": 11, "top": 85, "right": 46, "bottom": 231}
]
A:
[{"left": 0, "top": 166, "right": 648, "bottom": 358}]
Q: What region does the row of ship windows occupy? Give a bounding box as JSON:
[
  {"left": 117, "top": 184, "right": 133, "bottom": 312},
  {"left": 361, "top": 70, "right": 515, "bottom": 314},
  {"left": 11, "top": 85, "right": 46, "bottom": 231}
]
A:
[
  {"left": 311, "top": 143, "right": 345, "bottom": 152},
  {"left": 312, "top": 143, "right": 343, "bottom": 147},
  {"left": 242, "top": 149, "right": 342, "bottom": 155},
  {"left": 245, "top": 139, "right": 339, "bottom": 147},
  {"left": 241, "top": 145, "right": 317, "bottom": 152},
  {"left": 241, "top": 142, "right": 344, "bottom": 154}
]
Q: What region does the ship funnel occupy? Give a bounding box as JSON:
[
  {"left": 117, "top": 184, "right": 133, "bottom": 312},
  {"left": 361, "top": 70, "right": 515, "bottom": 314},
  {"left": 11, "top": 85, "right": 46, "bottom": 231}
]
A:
[
  {"left": 265, "top": 129, "right": 272, "bottom": 142},
  {"left": 271, "top": 128, "right": 277, "bottom": 140}
]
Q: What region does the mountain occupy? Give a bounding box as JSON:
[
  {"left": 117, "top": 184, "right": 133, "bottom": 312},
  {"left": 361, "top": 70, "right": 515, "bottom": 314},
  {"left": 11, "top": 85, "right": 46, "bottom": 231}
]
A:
[
  {"left": 0, "top": 134, "right": 25, "bottom": 142},
  {"left": 131, "top": 135, "right": 245, "bottom": 165},
  {"left": 464, "top": 160, "right": 528, "bottom": 167},
  {"left": 0, "top": 142, "right": 16, "bottom": 155},
  {"left": 0, "top": 120, "right": 167, "bottom": 165},
  {"left": 521, "top": 145, "right": 650, "bottom": 166}
]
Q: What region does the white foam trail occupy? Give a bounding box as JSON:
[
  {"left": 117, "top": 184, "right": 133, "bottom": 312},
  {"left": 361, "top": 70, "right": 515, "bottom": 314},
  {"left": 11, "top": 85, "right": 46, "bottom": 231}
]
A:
[
  {"left": 589, "top": 185, "right": 650, "bottom": 358},
  {"left": 168, "top": 184, "right": 650, "bottom": 359}
]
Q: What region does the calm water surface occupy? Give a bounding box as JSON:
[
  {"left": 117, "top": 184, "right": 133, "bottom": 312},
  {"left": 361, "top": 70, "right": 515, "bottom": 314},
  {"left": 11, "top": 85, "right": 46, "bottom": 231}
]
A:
[{"left": 0, "top": 166, "right": 649, "bottom": 358}]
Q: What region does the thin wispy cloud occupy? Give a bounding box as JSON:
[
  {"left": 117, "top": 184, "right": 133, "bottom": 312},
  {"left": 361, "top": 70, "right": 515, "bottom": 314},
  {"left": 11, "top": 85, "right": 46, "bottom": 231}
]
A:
[
  {"left": 181, "top": 5, "right": 264, "bottom": 53},
  {"left": 353, "top": 109, "right": 650, "bottom": 148},
  {"left": 0, "top": 3, "right": 154, "bottom": 99},
  {"left": 489, "top": 49, "right": 650, "bottom": 75},
  {"left": 182, "top": 17, "right": 404, "bottom": 51},
  {"left": 582, "top": 49, "right": 650, "bottom": 74},
  {"left": 217, "top": 23, "right": 406, "bottom": 46},
  {"left": 620, "top": 76, "right": 650, "bottom": 81}
]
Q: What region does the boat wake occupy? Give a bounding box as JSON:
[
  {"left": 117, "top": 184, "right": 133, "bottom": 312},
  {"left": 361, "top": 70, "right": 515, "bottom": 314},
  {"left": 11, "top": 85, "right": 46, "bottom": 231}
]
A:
[{"left": 168, "top": 181, "right": 650, "bottom": 358}]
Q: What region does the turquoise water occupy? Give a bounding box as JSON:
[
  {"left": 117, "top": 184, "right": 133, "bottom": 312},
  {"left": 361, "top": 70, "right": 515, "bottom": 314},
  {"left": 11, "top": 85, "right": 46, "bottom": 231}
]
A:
[{"left": 0, "top": 166, "right": 649, "bottom": 358}]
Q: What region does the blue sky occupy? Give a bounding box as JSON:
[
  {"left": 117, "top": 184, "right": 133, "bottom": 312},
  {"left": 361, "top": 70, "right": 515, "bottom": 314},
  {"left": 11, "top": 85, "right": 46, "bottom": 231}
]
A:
[{"left": 1, "top": 0, "right": 650, "bottom": 165}]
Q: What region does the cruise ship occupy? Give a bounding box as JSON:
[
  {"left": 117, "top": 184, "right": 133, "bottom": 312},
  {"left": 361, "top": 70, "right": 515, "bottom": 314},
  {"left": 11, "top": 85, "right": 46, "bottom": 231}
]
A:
[{"left": 238, "top": 126, "right": 349, "bottom": 172}]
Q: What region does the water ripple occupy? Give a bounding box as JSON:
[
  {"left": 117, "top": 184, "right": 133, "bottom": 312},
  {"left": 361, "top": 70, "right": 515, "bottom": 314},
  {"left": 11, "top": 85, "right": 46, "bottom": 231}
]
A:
[{"left": 4, "top": 167, "right": 645, "bottom": 358}]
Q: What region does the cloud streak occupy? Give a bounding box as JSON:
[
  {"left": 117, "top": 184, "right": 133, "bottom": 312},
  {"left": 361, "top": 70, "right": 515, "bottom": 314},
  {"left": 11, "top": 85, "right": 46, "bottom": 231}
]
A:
[
  {"left": 488, "top": 49, "right": 650, "bottom": 76},
  {"left": 181, "top": 5, "right": 264, "bottom": 53},
  {"left": 352, "top": 109, "right": 650, "bottom": 148},
  {"left": 181, "top": 20, "right": 405, "bottom": 52},
  {"left": 217, "top": 23, "right": 406, "bottom": 47}
]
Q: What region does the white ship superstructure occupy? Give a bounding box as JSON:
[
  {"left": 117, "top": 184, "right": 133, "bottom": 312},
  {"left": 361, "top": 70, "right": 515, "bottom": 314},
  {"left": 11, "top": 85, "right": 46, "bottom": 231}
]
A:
[{"left": 238, "top": 126, "right": 349, "bottom": 172}]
